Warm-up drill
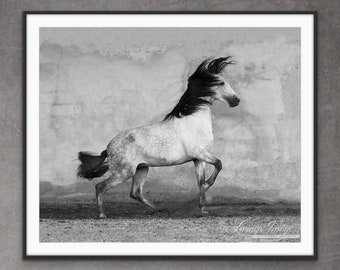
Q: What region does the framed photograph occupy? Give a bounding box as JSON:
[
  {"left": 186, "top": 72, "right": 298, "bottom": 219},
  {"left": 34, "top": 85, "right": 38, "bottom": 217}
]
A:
[{"left": 24, "top": 11, "right": 316, "bottom": 258}]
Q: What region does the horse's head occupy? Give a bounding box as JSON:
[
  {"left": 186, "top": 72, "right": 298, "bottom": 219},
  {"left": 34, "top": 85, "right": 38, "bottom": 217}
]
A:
[
  {"left": 189, "top": 57, "right": 240, "bottom": 108},
  {"left": 163, "top": 57, "right": 240, "bottom": 121},
  {"left": 210, "top": 75, "right": 240, "bottom": 108}
]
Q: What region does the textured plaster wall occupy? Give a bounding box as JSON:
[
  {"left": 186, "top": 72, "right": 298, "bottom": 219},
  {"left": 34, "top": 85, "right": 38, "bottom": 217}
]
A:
[{"left": 40, "top": 27, "right": 301, "bottom": 201}]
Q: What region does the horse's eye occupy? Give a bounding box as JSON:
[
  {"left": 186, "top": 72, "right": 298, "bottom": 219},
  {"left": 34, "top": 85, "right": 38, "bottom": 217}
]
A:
[{"left": 220, "top": 82, "right": 225, "bottom": 86}]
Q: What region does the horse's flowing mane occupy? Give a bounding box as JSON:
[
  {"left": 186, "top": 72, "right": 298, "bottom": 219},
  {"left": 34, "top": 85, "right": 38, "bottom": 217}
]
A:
[{"left": 163, "top": 57, "right": 234, "bottom": 121}]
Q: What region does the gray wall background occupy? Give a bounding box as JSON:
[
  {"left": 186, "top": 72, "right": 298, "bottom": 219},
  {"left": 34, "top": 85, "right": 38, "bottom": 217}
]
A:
[
  {"left": 0, "top": 1, "right": 339, "bottom": 270},
  {"left": 39, "top": 27, "right": 300, "bottom": 202}
]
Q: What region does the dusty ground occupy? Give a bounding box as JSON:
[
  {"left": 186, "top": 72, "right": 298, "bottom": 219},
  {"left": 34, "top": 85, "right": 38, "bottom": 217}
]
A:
[{"left": 40, "top": 199, "right": 300, "bottom": 242}]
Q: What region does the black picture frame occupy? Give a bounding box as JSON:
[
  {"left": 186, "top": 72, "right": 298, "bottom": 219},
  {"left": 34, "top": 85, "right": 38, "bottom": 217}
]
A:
[{"left": 23, "top": 11, "right": 317, "bottom": 259}]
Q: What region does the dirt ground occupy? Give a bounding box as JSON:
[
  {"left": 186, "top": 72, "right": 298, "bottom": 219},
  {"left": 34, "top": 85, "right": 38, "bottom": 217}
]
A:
[{"left": 40, "top": 199, "right": 300, "bottom": 242}]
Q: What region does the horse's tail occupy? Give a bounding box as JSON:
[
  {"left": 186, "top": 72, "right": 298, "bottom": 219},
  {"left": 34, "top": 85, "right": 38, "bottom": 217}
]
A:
[{"left": 77, "top": 149, "right": 109, "bottom": 180}]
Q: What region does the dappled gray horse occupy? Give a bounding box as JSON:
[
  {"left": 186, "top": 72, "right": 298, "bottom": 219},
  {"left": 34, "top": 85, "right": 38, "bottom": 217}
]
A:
[{"left": 77, "top": 57, "right": 240, "bottom": 218}]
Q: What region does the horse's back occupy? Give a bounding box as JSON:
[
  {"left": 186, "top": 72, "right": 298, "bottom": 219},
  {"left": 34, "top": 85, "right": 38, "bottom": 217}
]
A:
[{"left": 106, "top": 123, "right": 188, "bottom": 169}]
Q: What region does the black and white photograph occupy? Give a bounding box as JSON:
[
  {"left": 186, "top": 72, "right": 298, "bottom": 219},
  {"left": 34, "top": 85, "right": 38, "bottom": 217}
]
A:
[{"left": 25, "top": 12, "right": 315, "bottom": 257}]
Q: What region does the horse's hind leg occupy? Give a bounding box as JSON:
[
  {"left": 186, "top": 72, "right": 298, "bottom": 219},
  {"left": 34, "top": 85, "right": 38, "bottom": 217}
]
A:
[
  {"left": 194, "top": 160, "right": 208, "bottom": 213},
  {"left": 130, "top": 165, "right": 157, "bottom": 210},
  {"left": 95, "top": 172, "right": 130, "bottom": 218}
]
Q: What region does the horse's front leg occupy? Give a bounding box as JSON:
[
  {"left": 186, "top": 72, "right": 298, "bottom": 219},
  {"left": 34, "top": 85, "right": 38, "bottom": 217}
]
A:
[
  {"left": 194, "top": 160, "right": 208, "bottom": 213},
  {"left": 194, "top": 150, "right": 222, "bottom": 193}
]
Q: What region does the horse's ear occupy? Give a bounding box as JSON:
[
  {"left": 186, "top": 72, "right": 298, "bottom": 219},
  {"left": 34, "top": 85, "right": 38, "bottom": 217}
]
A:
[{"left": 208, "top": 57, "right": 234, "bottom": 74}]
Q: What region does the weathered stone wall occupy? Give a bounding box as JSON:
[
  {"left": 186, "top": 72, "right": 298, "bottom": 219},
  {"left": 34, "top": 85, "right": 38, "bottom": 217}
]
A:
[{"left": 40, "top": 27, "right": 300, "bottom": 201}]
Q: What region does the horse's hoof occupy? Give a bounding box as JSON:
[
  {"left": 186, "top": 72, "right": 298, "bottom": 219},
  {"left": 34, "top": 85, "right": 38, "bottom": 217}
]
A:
[{"left": 99, "top": 213, "right": 107, "bottom": 219}]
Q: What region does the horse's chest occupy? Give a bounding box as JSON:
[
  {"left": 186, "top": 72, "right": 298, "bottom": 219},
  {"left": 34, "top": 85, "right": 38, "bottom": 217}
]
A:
[
  {"left": 196, "top": 125, "right": 213, "bottom": 146},
  {"left": 192, "top": 123, "right": 213, "bottom": 149},
  {"left": 180, "top": 114, "right": 214, "bottom": 150}
]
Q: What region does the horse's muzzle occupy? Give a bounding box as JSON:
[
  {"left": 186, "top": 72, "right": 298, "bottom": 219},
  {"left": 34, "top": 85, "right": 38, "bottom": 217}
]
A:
[{"left": 227, "top": 95, "right": 240, "bottom": 107}]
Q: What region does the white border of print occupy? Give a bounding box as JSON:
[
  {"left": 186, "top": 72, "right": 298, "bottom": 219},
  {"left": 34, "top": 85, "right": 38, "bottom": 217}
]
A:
[{"left": 26, "top": 13, "right": 314, "bottom": 256}]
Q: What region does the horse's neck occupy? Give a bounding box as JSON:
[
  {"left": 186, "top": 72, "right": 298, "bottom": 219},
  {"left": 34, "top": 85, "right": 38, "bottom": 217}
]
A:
[
  {"left": 175, "top": 106, "right": 213, "bottom": 138},
  {"left": 189, "top": 107, "right": 213, "bottom": 130}
]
